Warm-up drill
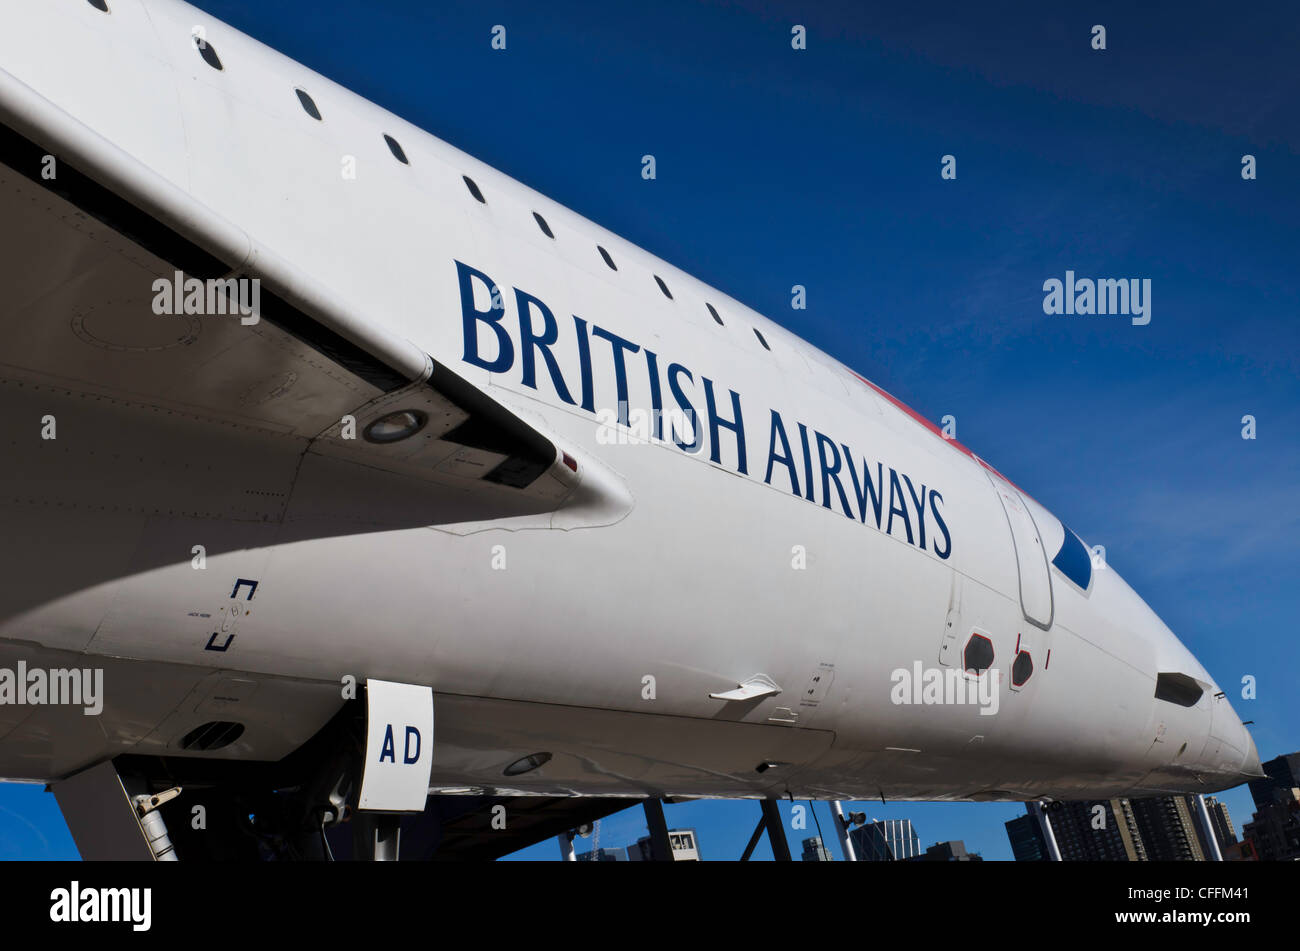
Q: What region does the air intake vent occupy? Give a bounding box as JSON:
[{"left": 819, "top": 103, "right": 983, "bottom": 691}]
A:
[
  {"left": 1154, "top": 672, "right": 1203, "bottom": 707},
  {"left": 180, "top": 721, "right": 245, "bottom": 751}
]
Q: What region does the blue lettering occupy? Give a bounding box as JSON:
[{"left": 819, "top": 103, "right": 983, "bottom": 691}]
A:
[
  {"left": 667, "top": 363, "right": 701, "bottom": 452},
  {"left": 592, "top": 325, "right": 640, "bottom": 426},
  {"left": 455, "top": 260, "right": 513, "bottom": 373},
  {"left": 886, "top": 468, "right": 913, "bottom": 544},
  {"left": 842, "top": 448, "right": 884, "bottom": 528},
  {"left": 572, "top": 315, "right": 595, "bottom": 412},
  {"left": 645, "top": 349, "right": 664, "bottom": 441},
  {"left": 816, "top": 432, "right": 853, "bottom": 518},
  {"left": 515, "top": 289, "right": 575, "bottom": 405},
  {"left": 764, "top": 410, "right": 800, "bottom": 496},
  {"left": 903, "top": 474, "right": 928, "bottom": 551},
  {"left": 930, "top": 489, "right": 951, "bottom": 559},
  {"left": 796, "top": 423, "right": 815, "bottom": 502},
  {"left": 449, "top": 262, "right": 955, "bottom": 559},
  {"left": 703, "top": 377, "right": 747, "bottom": 474}
]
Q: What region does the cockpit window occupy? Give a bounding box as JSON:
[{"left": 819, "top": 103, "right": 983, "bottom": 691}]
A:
[{"left": 1052, "top": 526, "right": 1092, "bottom": 591}]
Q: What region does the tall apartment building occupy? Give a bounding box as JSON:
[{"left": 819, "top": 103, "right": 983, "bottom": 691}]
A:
[
  {"left": 1184, "top": 794, "right": 1237, "bottom": 857},
  {"left": 849, "top": 819, "right": 920, "bottom": 861},
  {"left": 1129, "top": 796, "right": 1204, "bottom": 861},
  {"left": 1045, "top": 799, "right": 1147, "bottom": 861},
  {"left": 1006, "top": 794, "right": 1224, "bottom": 861}
]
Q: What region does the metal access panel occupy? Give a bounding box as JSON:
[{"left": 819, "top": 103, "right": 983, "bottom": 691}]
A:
[{"left": 985, "top": 470, "right": 1054, "bottom": 631}]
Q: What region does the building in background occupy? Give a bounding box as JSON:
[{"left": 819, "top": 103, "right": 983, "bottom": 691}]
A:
[
  {"left": 1239, "top": 750, "right": 1300, "bottom": 861},
  {"left": 1005, "top": 813, "right": 1049, "bottom": 861},
  {"left": 1247, "top": 753, "right": 1300, "bottom": 812},
  {"left": 849, "top": 819, "right": 920, "bottom": 861},
  {"left": 1222, "top": 839, "right": 1258, "bottom": 861},
  {"left": 1128, "top": 797, "right": 1204, "bottom": 861},
  {"left": 909, "top": 840, "right": 982, "bottom": 861},
  {"left": 1242, "top": 787, "right": 1300, "bottom": 861},
  {"left": 626, "top": 828, "right": 700, "bottom": 861},
  {"left": 1045, "top": 800, "right": 1147, "bottom": 861},
  {"left": 1006, "top": 795, "right": 1222, "bottom": 862},
  {"left": 801, "top": 836, "right": 834, "bottom": 862},
  {"left": 576, "top": 847, "right": 626, "bottom": 861},
  {"left": 1185, "top": 794, "right": 1237, "bottom": 858}
]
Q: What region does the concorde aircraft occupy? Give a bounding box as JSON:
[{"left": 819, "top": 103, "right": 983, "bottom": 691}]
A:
[{"left": 0, "top": 0, "right": 1262, "bottom": 860}]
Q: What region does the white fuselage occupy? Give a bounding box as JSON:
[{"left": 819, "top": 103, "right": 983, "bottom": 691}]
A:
[{"left": 0, "top": 0, "right": 1259, "bottom": 802}]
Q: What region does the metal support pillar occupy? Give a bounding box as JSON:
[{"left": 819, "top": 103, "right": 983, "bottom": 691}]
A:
[
  {"left": 1028, "top": 801, "right": 1062, "bottom": 861},
  {"left": 557, "top": 830, "right": 577, "bottom": 861},
  {"left": 1194, "top": 795, "right": 1223, "bottom": 861},
  {"left": 761, "top": 798, "right": 792, "bottom": 861},
  {"left": 830, "top": 800, "right": 857, "bottom": 861},
  {"left": 740, "top": 814, "right": 766, "bottom": 861},
  {"left": 643, "top": 799, "right": 672, "bottom": 861},
  {"left": 354, "top": 813, "right": 401, "bottom": 861}
]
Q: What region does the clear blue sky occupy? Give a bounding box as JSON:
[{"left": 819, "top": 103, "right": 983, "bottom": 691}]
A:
[{"left": 2, "top": 0, "right": 1297, "bottom": 861}]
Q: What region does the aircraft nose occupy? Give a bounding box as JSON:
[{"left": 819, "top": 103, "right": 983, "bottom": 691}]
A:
[
  {"left": 1236, "top": 721, "right": 1265, "bottom": 780},
  {"left": 1208, "top": 688, "right": 1264, "bottom": 782}
]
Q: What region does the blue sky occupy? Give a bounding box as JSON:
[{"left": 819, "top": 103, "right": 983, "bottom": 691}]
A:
[{"left": 2, "top": 0, "right": 1297, "bottom": 860}]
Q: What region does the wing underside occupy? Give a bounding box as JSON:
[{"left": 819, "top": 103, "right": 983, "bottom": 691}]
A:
[{"left": 0, "top": 74, "right": 584, "bottom": 536}]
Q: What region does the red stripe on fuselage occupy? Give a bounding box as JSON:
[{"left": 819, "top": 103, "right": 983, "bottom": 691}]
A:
[{"left": 848, "top": 371, "right": 1027, "bottom": 495}]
